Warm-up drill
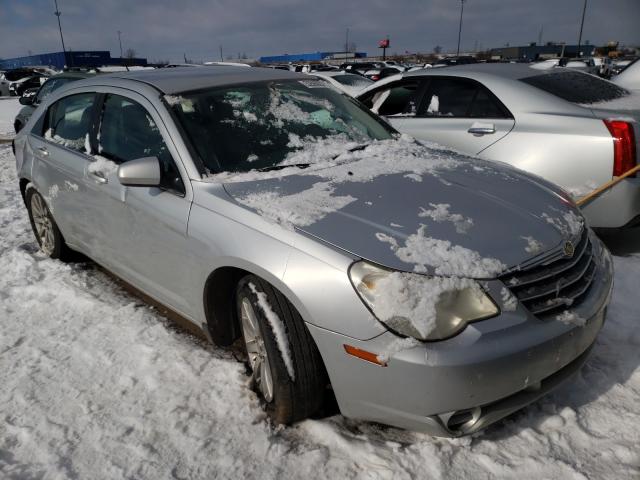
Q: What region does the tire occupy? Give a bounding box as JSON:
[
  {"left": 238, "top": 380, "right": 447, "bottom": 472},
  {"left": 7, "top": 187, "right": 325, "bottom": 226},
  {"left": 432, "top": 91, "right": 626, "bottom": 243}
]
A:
[
  {"left": 236, "top": 275, "right": 326, "bottom": 424},
  {"left": 14, "top": 121, "right": 22, "bottom": 134},
  {"left": 25, "top": 187, "right": 71, "bottom": 260}
]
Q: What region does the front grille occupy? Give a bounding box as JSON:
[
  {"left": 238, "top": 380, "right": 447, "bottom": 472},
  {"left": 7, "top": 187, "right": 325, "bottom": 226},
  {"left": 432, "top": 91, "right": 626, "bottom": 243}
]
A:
[{"left": 501, "top": 230, "right": 596, "bottom": 317}]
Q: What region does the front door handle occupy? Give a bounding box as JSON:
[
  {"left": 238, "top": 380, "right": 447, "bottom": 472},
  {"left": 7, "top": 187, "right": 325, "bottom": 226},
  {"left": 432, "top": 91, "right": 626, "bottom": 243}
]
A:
[
  {"left": 88, "top": 172, "right": 108, "bottom": 184},
  {"left": 37, "top": 146, "right": 49, "bottom": 156},
  {"left": 467, "top": 126, "right": 496, "bottom": 135}
]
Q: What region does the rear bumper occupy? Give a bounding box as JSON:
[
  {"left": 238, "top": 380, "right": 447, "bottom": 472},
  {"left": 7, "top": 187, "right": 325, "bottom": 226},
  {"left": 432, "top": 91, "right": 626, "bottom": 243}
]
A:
[
  {"left": 581, "top": 177, "right": 640, "bottom": 228},
  {"left": 309, "top": 244, "right": 613, "bottom": 436}
]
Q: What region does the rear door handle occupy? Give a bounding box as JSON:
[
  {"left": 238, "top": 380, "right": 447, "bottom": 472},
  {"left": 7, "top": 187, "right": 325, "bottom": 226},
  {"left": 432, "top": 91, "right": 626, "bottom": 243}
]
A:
[
  {"left": 37, "top": 146, "right": 49, "bottom": 156},
  {"left": 88, "top": 172, "right": 108, "bottom": 184}
]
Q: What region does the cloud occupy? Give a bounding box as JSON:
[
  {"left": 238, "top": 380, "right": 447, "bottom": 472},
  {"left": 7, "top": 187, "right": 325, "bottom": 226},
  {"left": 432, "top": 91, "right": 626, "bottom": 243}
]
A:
[{"left": 1, "top": 0, "right": 638, "bottom": 62}]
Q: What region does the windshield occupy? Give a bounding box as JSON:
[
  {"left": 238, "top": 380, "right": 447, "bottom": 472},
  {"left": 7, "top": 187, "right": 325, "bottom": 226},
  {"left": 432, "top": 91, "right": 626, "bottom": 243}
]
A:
[
  {"left": 520, "top": 70, "right": 628, "bottom": 104},
  {"left": 169, "top": 79, "right": 394, "bottom": 174}
]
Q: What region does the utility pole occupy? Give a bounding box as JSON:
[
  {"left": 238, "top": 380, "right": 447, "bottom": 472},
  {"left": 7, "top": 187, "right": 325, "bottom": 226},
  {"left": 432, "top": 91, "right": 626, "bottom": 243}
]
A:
[
  {"left": 456, "top": 0, "right": 465, "bottom": 57},
  {"left": 538, "top": 25, "right": 543, "bottom": 45},
  {"left": 577, "top": 0, "right": 588, "bottom": 58},
  {"left": 53, "top": 0, "right": 67, "bottom": 56},
  {"left": 117, "top": 30, "right": 123, "bottom": 58},
  {"left": 345, "top": 28, "right": 349, "bottom": 61},
  {"left": 219, "top": 45, "right": 223, "bottom": 61}
]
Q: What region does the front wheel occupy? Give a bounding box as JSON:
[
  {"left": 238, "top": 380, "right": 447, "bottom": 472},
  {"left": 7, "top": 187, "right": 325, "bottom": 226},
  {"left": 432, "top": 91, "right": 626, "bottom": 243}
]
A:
[{"left": 236, "top": 275, "right": 327, "bottom": 424}]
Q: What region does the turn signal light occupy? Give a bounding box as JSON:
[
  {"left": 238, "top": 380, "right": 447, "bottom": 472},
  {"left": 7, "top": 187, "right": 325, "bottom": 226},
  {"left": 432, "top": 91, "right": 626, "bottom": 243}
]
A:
[{"left": 343, "top": 344, "right": 387, "bottom": 366}]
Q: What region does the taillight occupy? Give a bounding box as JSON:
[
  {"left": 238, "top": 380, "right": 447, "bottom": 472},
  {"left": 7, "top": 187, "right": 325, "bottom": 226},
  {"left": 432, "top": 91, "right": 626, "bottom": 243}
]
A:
[
  {"left": 371, "top": 75, "right": 380, "bottom": 81},
  {"left": 604, "top": 120, "right": 637, "bottom": 177}
]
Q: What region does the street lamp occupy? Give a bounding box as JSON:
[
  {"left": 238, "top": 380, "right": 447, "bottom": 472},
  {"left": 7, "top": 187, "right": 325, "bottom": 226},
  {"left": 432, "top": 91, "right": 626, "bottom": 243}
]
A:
[
  {"left": 53, "top": 0, "right": 67, "bottom": 55},
  {"left": 117, "top": 30, "right": 123, "bottom": 58},
  {"left": 456, "top": 0, "right": 465, "bottom": 57}
]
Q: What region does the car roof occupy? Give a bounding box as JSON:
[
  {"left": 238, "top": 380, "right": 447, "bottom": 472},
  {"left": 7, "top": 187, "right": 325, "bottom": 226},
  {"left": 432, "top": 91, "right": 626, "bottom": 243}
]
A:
[
  {"left": 88, "top": 66, "right": 304, "bottom": 94},
  {"left": 404, "top": 63, "right": 543, "bottom": 80}
]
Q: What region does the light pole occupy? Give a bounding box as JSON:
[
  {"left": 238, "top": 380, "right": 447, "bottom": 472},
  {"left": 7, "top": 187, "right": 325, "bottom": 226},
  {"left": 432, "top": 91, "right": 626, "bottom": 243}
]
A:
[
  {"left": 117, "top": 30, "right": 123, "bottom": 58},
  {"left": 53, "top": 0, "right": 67, "bottom": 55},
  {"left": 456, "top": 0, "right": 465, "bottom": 57},
  {"left": 345, "top": 28, "right": 349, "bottom": 62},
  {"left": 577, "top": 0, "right": 588, "bottom": 58}
]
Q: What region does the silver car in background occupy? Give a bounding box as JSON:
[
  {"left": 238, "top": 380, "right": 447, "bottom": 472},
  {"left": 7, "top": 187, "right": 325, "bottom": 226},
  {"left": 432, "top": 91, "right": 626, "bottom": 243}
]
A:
[
  {"left": 357, "top": 64, "right": 640, "bottom": 229},
  {"left": 13, "top": 67, "right": 613, "bottom": 436}
]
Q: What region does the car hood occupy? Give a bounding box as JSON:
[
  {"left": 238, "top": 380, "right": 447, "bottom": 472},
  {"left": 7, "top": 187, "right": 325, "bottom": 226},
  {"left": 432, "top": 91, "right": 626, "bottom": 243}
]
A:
[{"left": 222, "top": 147, "right": 583, "bottom": 279}]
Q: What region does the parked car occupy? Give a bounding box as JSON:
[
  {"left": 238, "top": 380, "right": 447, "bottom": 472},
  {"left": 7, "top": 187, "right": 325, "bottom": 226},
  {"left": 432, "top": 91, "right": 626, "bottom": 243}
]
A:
[
  {"left": 8, "top": 74, "right": 48, "bottom": 96},
  {"left": 356, "top": 64, "right": 640, "bottom": 229},
  {"left": 339, "top": 62, "right": 384, "bottom": 76},
  {"left": 433, "top": 56, "right": 477, "bottom": 68},
  {"left": 363, "top": 66, "right": 404, "bottom": 82},
  {"left": 13, "top": 67, "right": 613, "bottom": 436},
  {"left": 14, "top": 72, "right": 94, "bottom": 133},
  {"left": 610, "top": 57, "right": 636, "bottom": 76},
  {"left": 310, "top": 71, "right": 373, "bottom": 96}
]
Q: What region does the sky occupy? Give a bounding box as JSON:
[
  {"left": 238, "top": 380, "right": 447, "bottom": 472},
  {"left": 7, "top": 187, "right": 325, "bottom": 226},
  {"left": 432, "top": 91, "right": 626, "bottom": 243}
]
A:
[{"left": 1, "top": 0, "right": 639, "bottom": 62}]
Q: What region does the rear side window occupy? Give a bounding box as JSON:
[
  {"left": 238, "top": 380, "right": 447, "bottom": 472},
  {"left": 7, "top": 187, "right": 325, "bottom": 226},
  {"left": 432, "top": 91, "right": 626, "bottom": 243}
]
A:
[
  {"left": 520, "top": 70, "right": 628, "bottom": 104},
  {"left": 418, "top": 77, "right": 511, "bottom": 118},
  {"left": 98, "top": 94, "right": 184, "bottom": 194},
  {"left": 45, "top": 93, "right": 96, "bottom": 152}
]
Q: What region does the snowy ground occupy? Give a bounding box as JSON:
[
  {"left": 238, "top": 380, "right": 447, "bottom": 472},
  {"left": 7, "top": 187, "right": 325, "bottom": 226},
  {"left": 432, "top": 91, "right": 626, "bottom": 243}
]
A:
[
  {"left": 1, "top": 117, "right": 639, "bottom": 479},
  {"left": 0, "top": 98, "right": 21, "bottom": 137}
]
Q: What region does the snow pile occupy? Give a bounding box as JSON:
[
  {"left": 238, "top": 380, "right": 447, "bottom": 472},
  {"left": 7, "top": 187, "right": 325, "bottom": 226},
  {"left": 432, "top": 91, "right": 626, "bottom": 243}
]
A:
[
  {"left": 87, "top": 155, "right": 118, "bottom": 176},
  {"left": 237, "top": 181, "right": 356, "bottom": 230},
  {"left": 370, "top": 271, "right": 479, "bottom": 339},
  {"left": 542, "top": 210, "right": 584, "bottom": 238},
  {"left": 521, "top": 235, "right": 544, "bottom": 254},
  {"left": 556, "top": 310, "right": 586, "bottom": 327},
  {"left": 44, "top": 128, "right": 86, "bottom": 151},
  {"left": 500, "top": 287, "right": 518, "bottom": 312},
  {"left": 419, "top": 203, "right": 474, "bottom": 234},
  {"left": 377, "top": 337, "right": 421, "bottom": 364},
  {"left": 1, "top": 135, "right": 639, "bottom": 479},
  {"left": 249, "top": 283, "right": 295, "bottom": 380},
  {"left": 376, "top": 225, "right": 506, "bottom": 278}
]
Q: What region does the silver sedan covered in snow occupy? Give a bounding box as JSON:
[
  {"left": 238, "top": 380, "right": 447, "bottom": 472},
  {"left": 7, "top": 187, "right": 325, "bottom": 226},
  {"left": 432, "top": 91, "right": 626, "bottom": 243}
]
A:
[
  {"left": 13, "top": 67, "right": 613, "bottom": 436},
  {"left": 357, "top": 64, "right": 640, "bottom": 229}
]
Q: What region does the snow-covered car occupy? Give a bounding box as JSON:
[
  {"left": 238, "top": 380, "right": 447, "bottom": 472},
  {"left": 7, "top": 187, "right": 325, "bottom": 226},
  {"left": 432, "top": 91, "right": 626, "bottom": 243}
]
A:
[
  {"left": 310, "top": 71, "right": 373, "bottom": 96},
  {"left": 356, "top": 64, "right": 640, "bottom": 229},
  {"left": 363, "top": 66, "right": 404, "bottom": 82},
  {"left": 13, "top": 67, "right": 614, "bottom": 436}
]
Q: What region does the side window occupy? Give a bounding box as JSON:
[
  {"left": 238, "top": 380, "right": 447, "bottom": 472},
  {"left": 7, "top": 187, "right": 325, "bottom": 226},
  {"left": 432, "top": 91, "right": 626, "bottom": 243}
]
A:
[
  {"left": 98, "top": 94, "right": 185, "bottom": 195},
  {"left": 45, "top": 93, "right": 96, "bottom": 152},
  {"left": 419, "top": 78, "right": 477, "bottom": 117},
  {"left": 419, "top": 77, "right": 511, "bottom": 119},
  {"left": 361, "top": 80, "right": 422, "bottom": 116}
]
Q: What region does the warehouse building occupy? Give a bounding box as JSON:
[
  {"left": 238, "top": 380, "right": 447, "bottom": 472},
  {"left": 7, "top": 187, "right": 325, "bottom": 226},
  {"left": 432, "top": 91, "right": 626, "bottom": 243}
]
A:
[
  {"left": 259, "top": 51, "right": 367, "bottom": 64},
  {"left": 490, "top": 43, "right": 597, "bottom": 61},
  {"left": 0, "top": 50, "right": 148, "bottom": 70}
]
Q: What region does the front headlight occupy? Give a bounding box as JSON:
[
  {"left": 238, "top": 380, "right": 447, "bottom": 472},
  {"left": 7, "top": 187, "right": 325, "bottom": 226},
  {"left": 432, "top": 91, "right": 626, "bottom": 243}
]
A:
[{"left": 348, "top": 261, "right": 499, "bottom": 341}]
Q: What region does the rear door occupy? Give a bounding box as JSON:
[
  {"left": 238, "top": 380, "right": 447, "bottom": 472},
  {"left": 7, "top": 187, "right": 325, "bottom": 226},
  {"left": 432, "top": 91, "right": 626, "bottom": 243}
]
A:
[
  {"left": 28, "top": 91, "right": 100, "bottom": 249},
  {"left": 406, "top": 76, "right": 515, "bottom": 155}
]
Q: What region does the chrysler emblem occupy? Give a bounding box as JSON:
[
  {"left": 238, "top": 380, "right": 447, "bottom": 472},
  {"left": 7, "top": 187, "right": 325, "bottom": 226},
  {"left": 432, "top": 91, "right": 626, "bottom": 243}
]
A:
[{"left": 563, "top": 241, "right": 575, "bottom": 258}]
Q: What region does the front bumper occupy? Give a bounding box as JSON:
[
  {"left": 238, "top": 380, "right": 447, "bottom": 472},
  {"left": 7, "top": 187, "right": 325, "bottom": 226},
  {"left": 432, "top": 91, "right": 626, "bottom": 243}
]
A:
[{"left": 308, "top": 243, "right": 614, "bottom": 436}]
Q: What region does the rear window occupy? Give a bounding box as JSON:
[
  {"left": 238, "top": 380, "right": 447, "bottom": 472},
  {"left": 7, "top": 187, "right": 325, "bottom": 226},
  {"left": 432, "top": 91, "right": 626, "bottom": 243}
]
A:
[{"left": 520, "top": 70, "right": 628, "bottom": 104}]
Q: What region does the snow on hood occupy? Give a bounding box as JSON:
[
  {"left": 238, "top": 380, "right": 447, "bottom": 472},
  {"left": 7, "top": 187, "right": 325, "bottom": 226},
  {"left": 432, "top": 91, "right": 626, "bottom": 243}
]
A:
[{"left": 220, "top": 136, "right": 584, "bottom": 279}]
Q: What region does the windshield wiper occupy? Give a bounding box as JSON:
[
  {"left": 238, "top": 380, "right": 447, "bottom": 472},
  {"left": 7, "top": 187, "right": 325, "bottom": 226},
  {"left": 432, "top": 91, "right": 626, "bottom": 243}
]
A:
[{"left": 257, "top": 163, "right": 311, "bottom": 172}]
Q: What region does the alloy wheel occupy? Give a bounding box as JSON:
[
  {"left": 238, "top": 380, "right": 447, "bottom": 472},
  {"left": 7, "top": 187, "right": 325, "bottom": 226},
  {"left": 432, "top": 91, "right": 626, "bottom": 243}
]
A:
[
  {"left": 240, "top": 296, "right": 274, "bottom": 402},
  {"left": 31, "top": 194, "right": 55, "bottom": 255}
]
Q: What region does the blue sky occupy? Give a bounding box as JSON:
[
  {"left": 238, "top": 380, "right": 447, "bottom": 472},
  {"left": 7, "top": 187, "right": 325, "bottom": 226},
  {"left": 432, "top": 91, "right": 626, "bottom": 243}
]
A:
[{"left": 1, "top": 0, "right": 638, "bottom": 62}]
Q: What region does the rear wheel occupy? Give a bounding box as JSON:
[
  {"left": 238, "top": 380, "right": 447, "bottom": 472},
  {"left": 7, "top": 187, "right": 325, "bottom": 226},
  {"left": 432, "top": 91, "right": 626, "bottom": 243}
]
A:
[
  {"left": 26, "top": 188, "right": 71, "bottom": 260},
  {"left": 236, "top": 275, "right": 326, "bottom": 424}
]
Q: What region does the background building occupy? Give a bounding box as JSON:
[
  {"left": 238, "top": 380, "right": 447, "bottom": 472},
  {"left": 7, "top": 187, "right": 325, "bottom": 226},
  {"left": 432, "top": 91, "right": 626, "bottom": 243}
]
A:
[
  {"left": 490, "top": 43, "right": 597, "bottom": 61},
  {"left": 0, "top": 51, "right": 148, "bottom": 70},
  {"left": 259, "top": 51, "right": 367, "bottom": 64}
]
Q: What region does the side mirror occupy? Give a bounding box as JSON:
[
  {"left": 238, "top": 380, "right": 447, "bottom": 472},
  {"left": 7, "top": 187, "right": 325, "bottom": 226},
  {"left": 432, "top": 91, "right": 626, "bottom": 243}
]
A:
[
  {"left": 117, "top": 156, "right": 161, "bottom": 187},
  {"left": 19, "top": 95, "right": 34, "bottom": 106}
]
